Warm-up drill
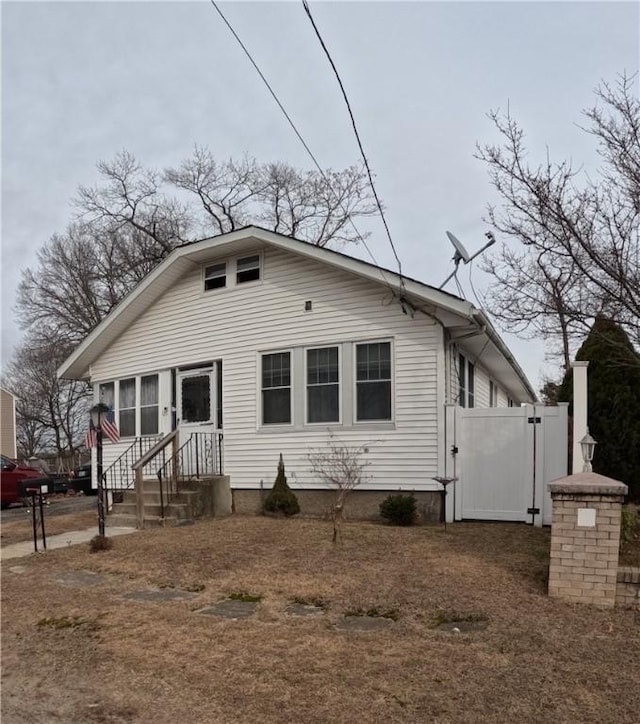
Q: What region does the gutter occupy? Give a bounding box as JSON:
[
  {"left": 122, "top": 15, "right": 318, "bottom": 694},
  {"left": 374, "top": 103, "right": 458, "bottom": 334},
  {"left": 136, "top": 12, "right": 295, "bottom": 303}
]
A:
[{"left": 472, "top": 310, "right": 538, "bottom": 402}]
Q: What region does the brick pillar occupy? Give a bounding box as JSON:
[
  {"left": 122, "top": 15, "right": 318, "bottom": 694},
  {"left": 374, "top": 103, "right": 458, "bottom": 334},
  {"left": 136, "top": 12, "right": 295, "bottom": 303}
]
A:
[{"left": 548, "top": 472, "right": 627, "bottom": 607}]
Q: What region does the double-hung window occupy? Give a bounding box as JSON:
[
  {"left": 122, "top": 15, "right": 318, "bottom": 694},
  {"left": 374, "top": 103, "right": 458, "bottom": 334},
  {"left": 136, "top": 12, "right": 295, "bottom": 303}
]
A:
[
  {"left": 262, "top": 352, "right": 291, "bottom": 425},
  {"left": 489, "top": 380, "right": 498, "bottom": 407},
  {"left": 458, "top": 353, "right": 475, "bottom": 408},
  {"left": 356, "top": 342, "right": 392, "bottom": 421},
  {"left": 99, "top": 382, "right": 115, "bottom": 410},
  {"left": 467, "top": 362, "right": 475, "bottom": 408},
  {"left": 237, "top": 255, "right": 261, "bottom": 284},
  {"left": 140, "top": 375, "right": 159, "bottom": 435},
  {"left": 119, "top": 378, "right": 136, "bottom": 437},
  {"left": 307, "top": 346, "right": 339, "bottom": 423},
  {"left": 204, "top": 262, "right": 226, "bottom": 291}
]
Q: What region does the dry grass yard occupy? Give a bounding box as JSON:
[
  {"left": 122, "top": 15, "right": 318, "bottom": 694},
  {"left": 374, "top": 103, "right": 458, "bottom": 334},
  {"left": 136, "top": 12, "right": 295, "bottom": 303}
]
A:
[
  {"left": 0, "top": 509, "right": 97, "bottom": 548},
  {"left": 1, "top": 515, "right": 639, "bottom": 724}
]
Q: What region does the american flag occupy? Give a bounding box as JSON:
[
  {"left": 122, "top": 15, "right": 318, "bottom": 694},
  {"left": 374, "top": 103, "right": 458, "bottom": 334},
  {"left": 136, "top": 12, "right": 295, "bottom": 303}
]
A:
[
  {"left": 101, "top": 409, "right": 120, "bottom": 444},
  {"left": 85, "top": 409, "right": 120, "bottom": 448},
  {"left": 84, "top": 425, "right": 97, "bottom": 449}
]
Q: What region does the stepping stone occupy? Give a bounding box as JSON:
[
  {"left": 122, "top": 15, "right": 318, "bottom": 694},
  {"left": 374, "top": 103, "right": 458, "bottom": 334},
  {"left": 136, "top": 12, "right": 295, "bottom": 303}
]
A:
[
  {"left": 436, "top": 620, "right": 488, "bottom": 633},
  {"left": 51, "top": 570, "right": 107, "bottom": 587},
  {"left": 285, "top": 603, "right": 325, "bottom": 617},
  {"left": 122, "top": 589, "right": 199, "bottom": 603},
  {"left": 9, "top": 565, "right": 28, "bottom": 574},
  {"left": 196, "top": 599, "right": 258, "bottom": 619},
  {"left": 336, "top": 615, "right": 395, "bottom": 632}
]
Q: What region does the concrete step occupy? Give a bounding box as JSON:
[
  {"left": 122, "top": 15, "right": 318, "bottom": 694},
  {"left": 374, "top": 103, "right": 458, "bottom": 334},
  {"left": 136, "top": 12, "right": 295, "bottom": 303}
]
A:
[
  {"left": 108, "top": 513, "right": 138, "bottom": 528},
  {"left": 110, "top": 502, "right": 136, "bottom": 516},
  {"left": 108, "top": 512, "right": 188, "bottom": 528}
]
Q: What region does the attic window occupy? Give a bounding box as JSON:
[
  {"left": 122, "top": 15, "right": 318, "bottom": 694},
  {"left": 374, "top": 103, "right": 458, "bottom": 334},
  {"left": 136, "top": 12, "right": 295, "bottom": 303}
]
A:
[
  {"left": 237, "top": 255, "right": 261, "bottom": 284},
  {"left": 204, "top": 262, "right": 226, "bottom": 291}
]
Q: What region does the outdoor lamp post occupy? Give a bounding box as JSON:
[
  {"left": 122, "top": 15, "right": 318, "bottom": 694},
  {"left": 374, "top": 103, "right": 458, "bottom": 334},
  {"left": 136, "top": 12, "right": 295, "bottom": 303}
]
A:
[
  {"left": 580, "top": 429, "right": 597, "bottom": 473},
  {"left": 90, "top": 402, "right": 110, "bottom": 537}
]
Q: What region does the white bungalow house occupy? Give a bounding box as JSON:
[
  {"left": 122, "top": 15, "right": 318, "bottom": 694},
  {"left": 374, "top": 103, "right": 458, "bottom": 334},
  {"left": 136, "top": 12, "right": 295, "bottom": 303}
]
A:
[{"left": 59, "top": 226, "right": 562, "bottom": 526}]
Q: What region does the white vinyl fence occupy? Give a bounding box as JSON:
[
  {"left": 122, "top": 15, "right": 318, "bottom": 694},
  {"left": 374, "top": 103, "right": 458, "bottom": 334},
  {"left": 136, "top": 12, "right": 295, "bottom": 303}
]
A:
[{"left": 443, "top": 403, "right": 568, "bottom": 527}]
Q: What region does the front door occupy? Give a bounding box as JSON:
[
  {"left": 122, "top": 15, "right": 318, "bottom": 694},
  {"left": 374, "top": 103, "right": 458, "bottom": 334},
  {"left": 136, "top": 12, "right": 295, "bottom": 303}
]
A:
[
  {"left": 176, "top": 363, "right": 222, "bottom": 475},
  {"left": 177, "top": 367, "right": 217, "bottom": 436}
]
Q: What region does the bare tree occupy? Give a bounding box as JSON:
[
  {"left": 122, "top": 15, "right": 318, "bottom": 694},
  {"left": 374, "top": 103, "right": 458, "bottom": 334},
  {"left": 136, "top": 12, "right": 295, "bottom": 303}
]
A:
[
  {"left": 308, "top": 434, "right": 370, "bottom": 543},
  {"left": 476, "top": 73, "right": 640, "bottom": 367},
  {"left": 16, "top": 150, "right": 376, "bottom": 345},
  {"left": 76, "top": 150, "right": 194, "bottom": 251},
  {"left": 165, "top": 147, "right": 378, "bottom": 246},
  {"left": 2, "top": 333, "right": 90, "bottom": 461}
]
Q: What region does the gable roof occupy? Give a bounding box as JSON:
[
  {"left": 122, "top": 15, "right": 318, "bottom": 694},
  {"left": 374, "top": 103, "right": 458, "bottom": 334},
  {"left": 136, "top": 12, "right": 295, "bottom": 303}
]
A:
[{"left": 57, "top": 225, "right": 537, "bottom": 402}]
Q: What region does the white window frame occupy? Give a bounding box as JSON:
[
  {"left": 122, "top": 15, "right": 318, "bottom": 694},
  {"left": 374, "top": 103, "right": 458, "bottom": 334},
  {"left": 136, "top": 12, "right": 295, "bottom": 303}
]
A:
[
  {"left": 260, "top": 349, "right": 293, "bottom": 427},
  {"left": 305, "top": 345, "right": 341, "bottom": 425},
  {"left": 236, "top": 253, "right": 262, "bottom": 285},
  {"left": 140, "top": 374, "right": 160, "bottom": 435},
  {"left": 203, "top": 261, "right": 227, "bottom": 291},
  {"left": 118, "top": 377, "right": 137, "bottom": 438},
  {"left": 457, "top": 352, "right": 475, "bottom": 409},
  {"left": 489, "top": 380, "right": 498, "bottom": 408},
  {"left": 354, "top": 340, "right": 394, "bottom": 423},
  {"left": 95, "top": 375, "right": 161, "bottom": 440}
]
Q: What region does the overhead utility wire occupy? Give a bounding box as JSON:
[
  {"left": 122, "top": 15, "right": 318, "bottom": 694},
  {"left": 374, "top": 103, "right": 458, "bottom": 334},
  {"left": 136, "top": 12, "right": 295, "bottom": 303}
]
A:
[
  {"left": 301, "top": 0, "right": 405, "bottom": 290},
  {"left": 208, "top": 0, "right": 393, "bottom": 290}
]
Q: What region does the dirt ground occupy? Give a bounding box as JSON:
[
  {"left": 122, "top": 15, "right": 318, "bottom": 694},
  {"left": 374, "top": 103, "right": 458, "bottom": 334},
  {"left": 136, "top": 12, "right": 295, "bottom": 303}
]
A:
[{"left": 1, "top": 515, "right": 638, "bottom": 724}]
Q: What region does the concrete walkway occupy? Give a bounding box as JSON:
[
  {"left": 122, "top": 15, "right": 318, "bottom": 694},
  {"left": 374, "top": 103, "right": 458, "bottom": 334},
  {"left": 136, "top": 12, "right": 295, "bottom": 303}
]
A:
[{"left": 0, "top": 525, "right": 138, "bottom": 561}]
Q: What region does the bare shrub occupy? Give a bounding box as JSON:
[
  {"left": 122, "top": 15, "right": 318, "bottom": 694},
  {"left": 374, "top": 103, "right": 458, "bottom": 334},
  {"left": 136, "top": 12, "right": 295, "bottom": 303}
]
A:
[{"left": 308, "top": 434, "right": 371, "bottom": 543}]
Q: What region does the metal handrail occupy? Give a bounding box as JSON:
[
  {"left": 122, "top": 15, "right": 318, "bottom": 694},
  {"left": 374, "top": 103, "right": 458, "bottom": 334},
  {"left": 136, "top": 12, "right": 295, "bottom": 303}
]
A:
[
  {"left": 103, "top": 435, "right": 162, "bottom": 491},
  {"left": 133, "top": 429, "right": 180, "bottom": 470},
  {"left": 155, "top": 432, "right": 224, "bottom": 519}
]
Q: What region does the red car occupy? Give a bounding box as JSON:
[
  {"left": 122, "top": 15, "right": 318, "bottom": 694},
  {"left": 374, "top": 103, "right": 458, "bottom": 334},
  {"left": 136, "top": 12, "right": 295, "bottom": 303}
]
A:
[{"left": 0, "top": 455, "right": 52, "bottom": 509}]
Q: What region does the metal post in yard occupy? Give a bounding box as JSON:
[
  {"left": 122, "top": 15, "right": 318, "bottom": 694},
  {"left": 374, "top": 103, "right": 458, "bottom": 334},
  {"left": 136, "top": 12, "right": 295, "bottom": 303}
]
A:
[
  {"left": 432, "top": 476, "right": 457, "bottom": 532},
  {"left": 38, "top": 490, "right": 47, "bottom": 550},
  {"left": 28, "top": 489, "right": 38, "bottom": 552},
  {"left": 96, "top": 427, "right": 106, "bottom": 538}
]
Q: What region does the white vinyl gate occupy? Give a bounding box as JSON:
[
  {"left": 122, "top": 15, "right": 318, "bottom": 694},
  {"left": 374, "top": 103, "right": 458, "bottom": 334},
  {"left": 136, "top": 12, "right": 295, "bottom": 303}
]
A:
[{"left": 444, "top": 404, "right": 568, "bottom": 527}]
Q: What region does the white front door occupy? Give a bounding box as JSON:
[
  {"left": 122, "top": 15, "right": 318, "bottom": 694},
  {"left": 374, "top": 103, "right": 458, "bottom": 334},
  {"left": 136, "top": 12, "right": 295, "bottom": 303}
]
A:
[
  {"left": 176, "top": 364, "right": 222, "bottom": 476},
  {"left": 177, "top": 367, "right": 217, "bottom": 438}
]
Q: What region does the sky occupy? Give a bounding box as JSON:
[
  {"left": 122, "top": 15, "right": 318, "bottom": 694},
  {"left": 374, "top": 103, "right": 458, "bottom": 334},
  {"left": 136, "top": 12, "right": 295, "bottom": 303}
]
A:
[{"left": 2, "top": 0, "right": 638, "bottom": 391}]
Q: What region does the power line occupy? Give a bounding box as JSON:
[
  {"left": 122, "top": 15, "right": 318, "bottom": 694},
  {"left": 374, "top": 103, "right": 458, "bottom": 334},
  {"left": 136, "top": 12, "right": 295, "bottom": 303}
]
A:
[
  {"left": 301, "top": 0, "right": 404, "bottom": 289},
  {"left": 208, "top": 0, "right": 394, "bottom": 291}
]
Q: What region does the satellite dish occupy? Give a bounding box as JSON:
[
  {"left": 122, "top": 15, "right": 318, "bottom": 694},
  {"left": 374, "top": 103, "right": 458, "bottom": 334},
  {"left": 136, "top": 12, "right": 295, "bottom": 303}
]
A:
[
  {"left": 439, "top": 230, "right": 497, "bottom": 289},
  {"left": 446, "top": 231, "right": 471, "bottom": 264}
]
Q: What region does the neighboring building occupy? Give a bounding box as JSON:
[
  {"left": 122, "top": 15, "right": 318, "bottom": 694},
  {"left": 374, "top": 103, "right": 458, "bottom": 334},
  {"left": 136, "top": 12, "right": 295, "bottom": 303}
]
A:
[
  {"left": 58, "top": 226, "right": 537, "bottom": 517},
  {"left": 0, "top": 387, "right": 17, "bottom": 459}
]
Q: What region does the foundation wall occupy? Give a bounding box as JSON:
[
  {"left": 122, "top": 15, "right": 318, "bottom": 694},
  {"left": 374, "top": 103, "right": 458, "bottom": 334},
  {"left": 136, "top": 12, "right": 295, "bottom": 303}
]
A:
[{"left": 232, "top": 488, "right": 442, "bottom": 522}]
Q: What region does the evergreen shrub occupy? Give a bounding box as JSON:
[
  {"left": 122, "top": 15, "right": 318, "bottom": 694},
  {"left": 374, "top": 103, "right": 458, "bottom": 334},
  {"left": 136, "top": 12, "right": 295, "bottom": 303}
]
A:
[
  {"left": 379, "top": 493, "right": 417, "bottom": 526},
  {"left": 264, "top": 454, "right": 300, "bottom": 517}
]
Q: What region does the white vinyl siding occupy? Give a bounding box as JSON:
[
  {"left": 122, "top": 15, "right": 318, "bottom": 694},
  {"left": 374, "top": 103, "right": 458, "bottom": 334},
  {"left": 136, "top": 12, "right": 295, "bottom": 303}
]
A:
[{"left": 91, "top": 246, "right": 442, "bottom": 491}]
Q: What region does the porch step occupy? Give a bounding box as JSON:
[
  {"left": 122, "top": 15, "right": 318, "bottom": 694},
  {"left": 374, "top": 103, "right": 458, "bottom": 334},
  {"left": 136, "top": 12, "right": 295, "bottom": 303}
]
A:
[
  {"left": 108, "top": 513, "right": 184, "bottom": 528},
  {"left": 107, "top": 474, "right": 231, "bottom": 529}
]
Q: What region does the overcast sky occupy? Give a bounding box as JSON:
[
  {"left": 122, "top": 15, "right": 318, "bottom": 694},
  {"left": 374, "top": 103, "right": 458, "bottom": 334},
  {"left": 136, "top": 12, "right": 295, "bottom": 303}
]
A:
[{"left": 2, "top": 0, "right": 638, "bottom": 389}]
